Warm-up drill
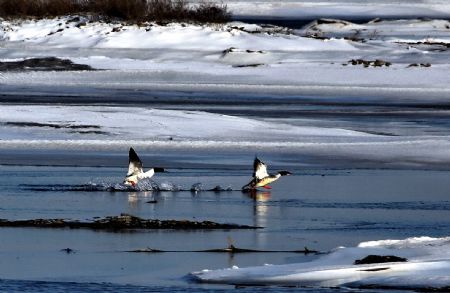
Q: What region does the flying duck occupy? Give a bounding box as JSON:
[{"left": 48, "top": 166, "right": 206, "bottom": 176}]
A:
[
  {"left": 124, "top": 147, "right": 164, "bottom": 187},
  {"left": 242, "top": 157, "right": 292, "bottom": 190}
]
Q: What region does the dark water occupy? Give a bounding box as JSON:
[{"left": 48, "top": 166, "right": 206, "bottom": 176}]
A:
[
  {"left": 1, "top": 163, "right": 450, "bottom": 292},
  {"left": 1, "top": 279, "right": 386, "bottom": 293}
]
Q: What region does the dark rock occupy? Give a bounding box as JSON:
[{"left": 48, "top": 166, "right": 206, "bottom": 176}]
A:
[
  {"left": 408, "top": 63, "right": 431, "bottom": 68},
  {"left": 0, "top": 214, "right": 259, "bottom": 231},
  {"left": 233, "top": 63, "right": 265, "bottom": 68},
  {"left": 155, "top": 21, "right": 168, "bottom": 26},
  {"left": 369, "top": 18, "right": 382, "bottom": 23},
  {"left": 316, "top": 18, "right": 351, "bottom": 25},
  {"left": 354, "top": 255, "right": 408, "bottom": 265},
  {"left": 221, "top": 47, "right": 237, "bottom": 56},
  {"left": 373, "top": 59, "right": 386, "bottom": 67},
  {"left": 245, "top": 49, "right": 264, "bottom": 53},
  {"left": 75, "top": 22, "right": 87, "bottom": 28},
  {"left": 348, "top": 58, "right": 391, "bottom": 68},
  {"left": 0, "top": 57, "right": 94, "bottom": 71},
  {"left": 68, "top": 17, "right": 81, "bottom": 23}
]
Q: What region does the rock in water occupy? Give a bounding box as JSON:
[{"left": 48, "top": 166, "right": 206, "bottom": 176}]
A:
[{"left": 354, "top": 255, "right": 408, "bottom": 265}]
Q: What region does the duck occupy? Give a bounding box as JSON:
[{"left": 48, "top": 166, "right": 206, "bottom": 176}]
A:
[
  {"left": 124, "top": 147, "right": 164, "bottom": 187},
  {"left": 242, "top": 157, "right": 291, "bottom": 190}
]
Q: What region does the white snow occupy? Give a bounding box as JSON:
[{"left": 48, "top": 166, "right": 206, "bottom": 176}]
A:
[
  {"left": 1, "top": 17, "right": 450, "bottom": 99},
  {"left": 219, "top": 0, "right": 450, "bottom": 19},
  {"left": 0, "top": 18, "right": 356, "bottom": 51},
  {"left": 191, "top": 236, "right": 450, "bottom": 289}
]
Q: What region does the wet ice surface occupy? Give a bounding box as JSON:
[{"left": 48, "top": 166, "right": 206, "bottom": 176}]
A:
[
  {"left": 1, "top": 164, "right": 450, "bottom": 291},
  {"left": 2, "top": 100, "right": 450, "bottom": 170}
]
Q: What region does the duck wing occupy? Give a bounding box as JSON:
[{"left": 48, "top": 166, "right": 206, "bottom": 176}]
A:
[
  {"left": 253, "top": 157, "right": 269, "bottom": 180},
  {"left": 127, "top": 147, "right": 144, "bottom": 176}
]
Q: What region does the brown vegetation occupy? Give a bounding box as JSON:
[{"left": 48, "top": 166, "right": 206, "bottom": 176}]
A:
[{"left": 0, "top": 0, "right": 230, "bottom": 23}]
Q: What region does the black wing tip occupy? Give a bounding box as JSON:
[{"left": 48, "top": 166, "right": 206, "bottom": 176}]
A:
[
  {"left": 128, "top": 147, "right": 140, "bottom": 162},
  {"left": 254, "top": 156, "right": 263, "bottom": 164},
  {"left": 154, "top": 167, "right": 165, "bottom": 173}
]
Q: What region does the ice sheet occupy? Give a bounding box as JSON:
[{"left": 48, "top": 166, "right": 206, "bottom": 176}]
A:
[
  {"left": 191, "top": 236, "right": 450, "bottom": 289},
  {"left": 0, "top": 105, "right": 367, "bottom": 142}
]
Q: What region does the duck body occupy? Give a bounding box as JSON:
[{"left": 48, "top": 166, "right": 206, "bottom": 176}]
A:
[
  {"left": 124, "top": 147, "right": 163, "bottom": 187},
  {"left": 242, "top": 157, "right": 291, "bottom": 190},
  {"left": 254, "top": 174, "right": 281, "bottom": 188}
]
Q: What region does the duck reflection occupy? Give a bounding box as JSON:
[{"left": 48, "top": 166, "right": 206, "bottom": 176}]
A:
[
  {"left": 247, "top": 189, "right": 271, "bottom": 202},
  {"left": 246, "top": 189, "right": 271, "bottom": 228},
  {"left": 127, "top": 191, "right": 154, "bottom": 208}
]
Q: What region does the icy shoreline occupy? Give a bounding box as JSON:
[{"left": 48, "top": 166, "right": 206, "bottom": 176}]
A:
[{"left": 191, "top": 236, "right": 450, "bottom": 290}]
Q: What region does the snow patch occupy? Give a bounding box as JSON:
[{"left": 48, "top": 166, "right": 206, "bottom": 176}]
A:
[{"left": 191, "top": 236, "right": 450, "bottom": 289}]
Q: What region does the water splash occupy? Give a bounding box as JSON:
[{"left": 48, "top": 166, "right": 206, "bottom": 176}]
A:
[
  {"left": 20, "top": 180, "right": 239, "bottom": 192},
  {"left": 190, "top": 183, "right": 203, "bottom": 193},
  {"left": 159, "top": 181, "right": 182, "bottom": 191},
  {"left": 209, "top": 185, "right": 233, "bottom": 192}
]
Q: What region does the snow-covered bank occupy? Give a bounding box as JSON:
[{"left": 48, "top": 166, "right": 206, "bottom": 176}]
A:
[
  {"left": 1, "top": 17, "right": 450, "bottom": 99},
  {"left": 191, "top": 236, "right": 450, "bottom": 289},
  {"left": 222, "top": 0, "right": 450, "bottom": 19},
  {"left": 0, "top": 18, "right": 355, "bottom": 51}
]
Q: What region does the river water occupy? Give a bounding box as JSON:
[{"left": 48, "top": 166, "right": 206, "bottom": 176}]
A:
[{"left": 1, "top": 161, "right": 450, "bottom": 291}]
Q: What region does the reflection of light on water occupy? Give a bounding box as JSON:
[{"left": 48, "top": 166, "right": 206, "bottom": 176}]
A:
[
  {"left": 254, "top": 191, "right": 271, "bottom": 202},
  {"left": 247, "top": 190, "right": 271, "bottom": 229},
  {"left": 128, "top": 191, "right": 154, "bottom": 208},
  {"left": 255, "top": 203, "right": 269, "bottom": 228}
]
